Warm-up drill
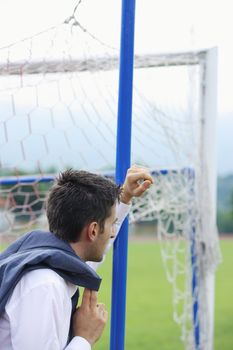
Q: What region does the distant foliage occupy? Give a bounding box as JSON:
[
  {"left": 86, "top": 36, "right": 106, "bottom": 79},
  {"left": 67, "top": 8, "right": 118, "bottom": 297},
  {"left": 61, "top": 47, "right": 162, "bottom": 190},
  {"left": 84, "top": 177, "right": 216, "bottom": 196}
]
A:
[
  {"left": 217, "top": 210, "right": 233, "bottom": 234},
  {"left": 217, "top": 174, "right": 233, "bottom": 211},
  {"left": 217, "top": 176, "right": 233, "bottom": 234}
]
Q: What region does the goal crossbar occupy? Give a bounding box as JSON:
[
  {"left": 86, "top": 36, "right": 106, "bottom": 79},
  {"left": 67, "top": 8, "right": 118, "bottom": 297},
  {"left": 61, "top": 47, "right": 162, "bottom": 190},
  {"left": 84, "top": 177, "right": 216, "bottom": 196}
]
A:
[{"left": 0, "top": 50, "right": 208, "bottom": 76}]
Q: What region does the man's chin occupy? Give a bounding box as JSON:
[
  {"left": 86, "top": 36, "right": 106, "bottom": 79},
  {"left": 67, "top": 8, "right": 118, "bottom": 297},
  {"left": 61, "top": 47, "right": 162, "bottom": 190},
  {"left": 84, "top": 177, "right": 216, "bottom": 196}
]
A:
[{"left": 89, "top": 255, "right": 103, "bottom": 263}]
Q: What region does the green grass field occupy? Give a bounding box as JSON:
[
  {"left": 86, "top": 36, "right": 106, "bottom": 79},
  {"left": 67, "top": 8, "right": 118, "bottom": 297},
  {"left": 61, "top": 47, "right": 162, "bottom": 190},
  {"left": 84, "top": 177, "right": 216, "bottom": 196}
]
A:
[{"left": 91, "top": 240, "right": 233, "bottom": 350}]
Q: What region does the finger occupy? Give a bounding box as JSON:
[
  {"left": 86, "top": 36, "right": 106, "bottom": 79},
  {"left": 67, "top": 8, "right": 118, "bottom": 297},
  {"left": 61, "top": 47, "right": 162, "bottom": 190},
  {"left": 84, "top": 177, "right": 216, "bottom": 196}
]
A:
[
  {"left": 142, "top": 179, "right": 153, "bottom": 189},
  {"left": 96, "top": 303, "right": 108, "bottom": 321},
  {"left": 90, "top": 290, "right": 98, "bottom": 308},
  {"left": 102, "top": 309, "right": 108, "bottom": 322},
  {"left": 133, "top": 180, "right": 152, "bottom": 196},
  {"left": 96, "top": 303, "right": 106, "bottom": 310},
  {"left": 101, "top": 310, "right": 108, "bottom": 323},
  {"left": 81, "top": 288, "right": 92, "bottom": 308},
  {"left": 128, "top": 172, "right": 154, "bottom": 184},
  {"left": 128, "top": 164, "right": 149, "bottom": 173}
]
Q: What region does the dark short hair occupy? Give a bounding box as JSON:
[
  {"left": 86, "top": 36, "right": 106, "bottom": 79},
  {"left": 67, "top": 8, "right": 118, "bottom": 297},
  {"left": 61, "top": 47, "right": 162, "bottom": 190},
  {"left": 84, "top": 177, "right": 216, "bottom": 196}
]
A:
[{"left": 46, "top": 169, "right": 121, "bottom": 242}]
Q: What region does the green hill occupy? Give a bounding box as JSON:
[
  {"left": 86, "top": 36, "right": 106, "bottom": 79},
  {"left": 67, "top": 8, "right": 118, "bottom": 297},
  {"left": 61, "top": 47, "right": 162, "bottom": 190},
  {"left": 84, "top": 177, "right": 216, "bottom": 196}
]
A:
[
  {"left": 217, "top": 174, "right": 233, "bottom": 211},
  {"left": 217, "top": 174, "right": 233, "bottom": 233}
]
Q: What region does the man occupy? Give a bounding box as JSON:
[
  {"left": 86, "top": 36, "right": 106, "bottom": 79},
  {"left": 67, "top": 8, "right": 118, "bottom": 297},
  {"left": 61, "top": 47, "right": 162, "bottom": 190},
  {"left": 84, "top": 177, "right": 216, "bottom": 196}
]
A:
[{"left": 0, "top": 165, "right": 153, "bottom": 350}]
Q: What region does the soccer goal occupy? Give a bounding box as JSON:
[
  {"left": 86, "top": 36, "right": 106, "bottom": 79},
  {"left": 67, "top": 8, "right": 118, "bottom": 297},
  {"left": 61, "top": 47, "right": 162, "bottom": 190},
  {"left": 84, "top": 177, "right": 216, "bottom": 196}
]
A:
[{"left": 0, "top": 16, "right": 220, "bottom": 350}]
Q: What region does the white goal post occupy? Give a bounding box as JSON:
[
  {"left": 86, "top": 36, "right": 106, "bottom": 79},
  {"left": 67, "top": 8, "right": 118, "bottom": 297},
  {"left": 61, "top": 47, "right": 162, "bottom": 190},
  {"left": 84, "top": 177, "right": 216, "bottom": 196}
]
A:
[{"left": 130, "top": 48, "right": 220, "bottom": 350}]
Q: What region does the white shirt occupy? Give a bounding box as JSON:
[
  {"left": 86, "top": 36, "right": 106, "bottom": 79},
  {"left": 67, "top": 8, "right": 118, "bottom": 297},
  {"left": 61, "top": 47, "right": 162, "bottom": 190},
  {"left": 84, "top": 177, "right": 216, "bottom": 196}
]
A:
[{"left": 0, "top": 202, "right": 130, "bottom": 350}]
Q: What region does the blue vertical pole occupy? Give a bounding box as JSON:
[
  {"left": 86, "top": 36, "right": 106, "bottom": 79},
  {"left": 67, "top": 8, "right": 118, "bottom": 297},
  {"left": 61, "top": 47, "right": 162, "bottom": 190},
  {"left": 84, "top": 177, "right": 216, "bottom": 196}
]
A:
[
  {"left": 189, "top": 169, "right": 200, "bottom": 349},
  {"left": 110, "top": 1, "right": 136, "bottom": 350},
  {"left": 191, "top": 227, "right": 200, "bottom": 349}
]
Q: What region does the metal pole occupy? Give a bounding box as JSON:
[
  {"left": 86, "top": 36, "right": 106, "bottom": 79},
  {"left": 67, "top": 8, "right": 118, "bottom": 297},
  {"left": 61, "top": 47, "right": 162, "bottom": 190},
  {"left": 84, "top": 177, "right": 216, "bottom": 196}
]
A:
[{"left": 110, "top": 1, "right": 136, "bottom": 349}]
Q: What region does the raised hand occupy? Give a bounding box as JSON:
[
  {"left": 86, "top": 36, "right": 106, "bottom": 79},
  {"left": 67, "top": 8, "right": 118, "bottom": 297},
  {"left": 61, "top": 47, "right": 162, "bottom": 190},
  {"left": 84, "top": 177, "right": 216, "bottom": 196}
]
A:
[{"left": 120, "top": 164, "right": 153, "bottom": 204}]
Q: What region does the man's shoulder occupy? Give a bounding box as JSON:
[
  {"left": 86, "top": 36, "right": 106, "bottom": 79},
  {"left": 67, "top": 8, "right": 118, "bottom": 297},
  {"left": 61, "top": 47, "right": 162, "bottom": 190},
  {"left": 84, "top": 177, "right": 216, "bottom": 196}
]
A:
[
  {"left": 6, "top": 269, "right": 69, "bottom": 311},
  {"left": 17, "top": 268, "right": 68, "bottom": 293}
]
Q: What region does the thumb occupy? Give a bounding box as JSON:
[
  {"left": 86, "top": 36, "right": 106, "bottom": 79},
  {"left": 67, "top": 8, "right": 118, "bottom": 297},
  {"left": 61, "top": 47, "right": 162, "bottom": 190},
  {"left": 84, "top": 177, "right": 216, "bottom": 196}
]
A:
[
  {"left": 140, "top": 180, "right": 152, "bottom": 193},
  {"left": 134, "top": 180, "right": 152, "bottom": 196},
  {"left": 142, "top": 180, "right": 152, "bottom": 190}
]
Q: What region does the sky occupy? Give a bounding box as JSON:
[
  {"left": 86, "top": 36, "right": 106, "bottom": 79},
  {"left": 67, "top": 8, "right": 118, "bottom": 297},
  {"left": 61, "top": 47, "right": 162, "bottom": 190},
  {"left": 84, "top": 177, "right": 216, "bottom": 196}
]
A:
[{"left": 0, "top": 0, "right": 232, "bottom": 175}]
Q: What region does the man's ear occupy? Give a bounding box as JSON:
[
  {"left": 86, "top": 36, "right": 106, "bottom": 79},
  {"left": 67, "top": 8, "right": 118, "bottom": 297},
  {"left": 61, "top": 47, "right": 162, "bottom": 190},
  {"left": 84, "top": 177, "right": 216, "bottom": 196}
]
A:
[{"left": 87, "top": 221, "right": 98, "bottom": 242}]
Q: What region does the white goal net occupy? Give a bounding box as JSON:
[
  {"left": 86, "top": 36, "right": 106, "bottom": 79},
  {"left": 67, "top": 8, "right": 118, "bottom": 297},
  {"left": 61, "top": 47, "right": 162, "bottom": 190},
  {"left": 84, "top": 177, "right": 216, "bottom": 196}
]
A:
[{"left": 0, "top": 15, "right": 221, "bottom": 350}]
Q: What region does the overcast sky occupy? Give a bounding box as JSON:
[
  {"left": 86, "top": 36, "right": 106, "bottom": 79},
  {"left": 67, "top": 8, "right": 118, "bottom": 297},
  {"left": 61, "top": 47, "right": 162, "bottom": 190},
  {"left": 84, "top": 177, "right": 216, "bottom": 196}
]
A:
[
  {"left": 0, "top": 0, "right": 232, "bottom": 115},
  {"left": 0, "top": 0, "right": 232, "bottom": 174}
]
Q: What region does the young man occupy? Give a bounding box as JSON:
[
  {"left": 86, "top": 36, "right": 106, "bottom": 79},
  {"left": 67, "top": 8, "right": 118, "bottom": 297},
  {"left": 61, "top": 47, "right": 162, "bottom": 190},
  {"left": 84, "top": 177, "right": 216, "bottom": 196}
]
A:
[{"left": 0, "top": 165, "right": 153, "bottom": 350}]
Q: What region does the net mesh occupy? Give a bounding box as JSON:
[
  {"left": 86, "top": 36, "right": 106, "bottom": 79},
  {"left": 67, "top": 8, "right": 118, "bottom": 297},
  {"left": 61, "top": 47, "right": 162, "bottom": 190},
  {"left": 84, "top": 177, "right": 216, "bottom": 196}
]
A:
[
  {"left": 130, "top": 168, "right": 221, "bottom": 348},
  {"left": 0, "top": 14, "right": 221, "bottom": 350}
]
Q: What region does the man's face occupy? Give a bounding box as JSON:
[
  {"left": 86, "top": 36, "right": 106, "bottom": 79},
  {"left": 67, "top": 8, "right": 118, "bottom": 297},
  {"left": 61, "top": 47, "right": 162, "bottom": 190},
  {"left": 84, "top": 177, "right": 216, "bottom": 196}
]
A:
[{"left": 90, "top": 204, "right": 117, "bottom": 262}]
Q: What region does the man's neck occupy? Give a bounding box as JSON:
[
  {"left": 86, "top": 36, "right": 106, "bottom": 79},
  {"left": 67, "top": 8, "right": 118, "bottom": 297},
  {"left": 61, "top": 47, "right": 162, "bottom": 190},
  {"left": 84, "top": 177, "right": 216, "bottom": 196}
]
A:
[{"left": 69, "top": 241, "right": 87, "bottom": 261}]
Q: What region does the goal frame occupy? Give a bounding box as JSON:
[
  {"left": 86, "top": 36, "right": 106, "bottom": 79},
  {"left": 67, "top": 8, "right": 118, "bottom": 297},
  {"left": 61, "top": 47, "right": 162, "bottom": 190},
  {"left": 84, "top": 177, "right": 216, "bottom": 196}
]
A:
[{"left": 0, "top": 43, "right": 218, "bottom": 350}]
